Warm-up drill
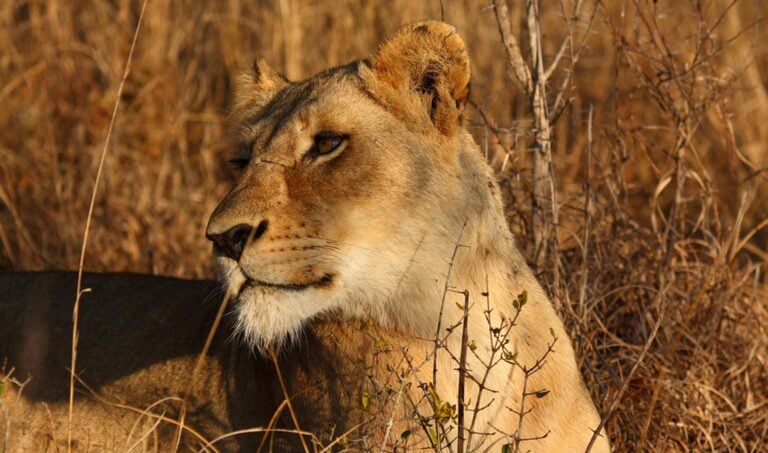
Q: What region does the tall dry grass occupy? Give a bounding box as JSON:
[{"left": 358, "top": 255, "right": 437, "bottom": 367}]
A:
[{"left": 0, "top": 0, "right": 766, "bottom": 450}]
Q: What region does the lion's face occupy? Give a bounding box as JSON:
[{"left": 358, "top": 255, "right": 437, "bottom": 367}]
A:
[{"left": 206, "top": 22, "right": 477, "bottom": 350}]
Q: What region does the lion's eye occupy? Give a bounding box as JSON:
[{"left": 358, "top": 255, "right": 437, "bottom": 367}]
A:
[
  {"left": 228, "top": 157, "right": 251, "bottom": 170},
  {"left": 229, "top": 141, "right": 254, "bottom": 170},
  {"left": 309, "top": 132, "right": 347, "bottom": 158}
]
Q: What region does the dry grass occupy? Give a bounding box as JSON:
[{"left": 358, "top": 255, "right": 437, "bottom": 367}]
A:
[{"left": 0, "top": 0, "right": 766, "bottom": 451}]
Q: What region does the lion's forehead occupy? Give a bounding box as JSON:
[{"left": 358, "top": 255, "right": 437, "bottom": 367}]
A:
[{"left": 239, "top": 63, "right": 366, "bottom": 146}]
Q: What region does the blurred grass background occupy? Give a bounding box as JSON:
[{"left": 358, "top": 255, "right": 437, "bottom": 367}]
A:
[{"left": 0, "top": 0, "right": 766, "bottom": 450}]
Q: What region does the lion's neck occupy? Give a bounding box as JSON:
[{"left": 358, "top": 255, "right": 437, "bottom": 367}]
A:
[
  {"left": 372, "top": 202, "right": 525, "bottom": 438},
  {"left": 328, "top": 143, "right": 545, "bottom": 442},
  {"left": 416, "top": 188, "right": 523, "bottom": 345}
]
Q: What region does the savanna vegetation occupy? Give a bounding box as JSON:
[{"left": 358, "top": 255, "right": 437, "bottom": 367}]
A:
[{"left": 0, "top": 0, "right": 766, "bottom": 451}]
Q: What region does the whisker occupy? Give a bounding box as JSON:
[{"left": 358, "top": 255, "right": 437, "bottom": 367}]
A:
[
  {"left": 305, "top": 235, "right": 378, "bottom": 253},
  {"left": 256, "top": 255, "right": 327, "bottom": 267}
]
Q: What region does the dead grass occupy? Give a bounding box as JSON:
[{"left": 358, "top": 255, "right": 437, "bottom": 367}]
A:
[{"left": 0, "top": 0, "right": 766, "bottom": 451}]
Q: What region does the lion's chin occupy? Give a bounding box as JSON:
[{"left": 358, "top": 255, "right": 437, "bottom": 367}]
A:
[
  {"left": 233, "top": 282, "right": 333, "bottom": 353},
  {"left": 214, "top": 256, "right": 340, "bottom": 352}
]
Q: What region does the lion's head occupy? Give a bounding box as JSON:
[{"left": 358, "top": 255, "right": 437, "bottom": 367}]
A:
[{"left": 206, "top": 21, "right": 504, "bottom": 351}]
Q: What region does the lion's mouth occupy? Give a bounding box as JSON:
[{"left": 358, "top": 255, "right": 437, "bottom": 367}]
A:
[{"left": 243, "top": 273, "right": 334, "bottom": 292}]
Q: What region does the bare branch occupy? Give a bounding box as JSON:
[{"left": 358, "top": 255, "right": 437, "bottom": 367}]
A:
[{"left": 493, "top": 0, "right": 533, "bottom": 97}]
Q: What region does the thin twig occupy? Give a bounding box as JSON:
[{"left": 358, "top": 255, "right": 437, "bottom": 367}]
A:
[
  {"left": 269, "top": 349, "right": 311, "bottom": 453},
  {"left": 72, "top": 373, "right": 217, "bottom": 451},
  {"left": 432, "top": 220, "right": 469, "bottom": 400},
  {"left": 577, "top": 104, "right": 594, "bottom": 320},
  {"left": 173, "top": 291, "right": 232, "bottom": 451},
  {"left": 378, "top": 379, "right": 406, "bottom": 452},
  {"left": 456, "top": 290, "right": 470, "bottom": 453},
  {"left": 256, "top": 399, "right": 290, "bottom": 453},
  {"left": 584, "top": 300, "right": 665, "bottom": 452},
  {"left": 544, "top": 0, "right": 585, "bottom": 80},
  {"left": 68, "top": 1, "right": 149, "bottom": 450}
]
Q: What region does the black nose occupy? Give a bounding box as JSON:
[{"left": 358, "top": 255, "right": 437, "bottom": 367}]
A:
[{"left": 206, "top": 220, "right": 268, "bottom": 261}]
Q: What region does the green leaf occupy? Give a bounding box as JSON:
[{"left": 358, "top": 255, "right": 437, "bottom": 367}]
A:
[
  {"left": 468, "top": 340, "right": 477, "bottom": 351},
  {"left": 400, "top": 430, "right": 411, "bottom": 440},
  {"left": 534, "top": 389, "right": 550, "bottom": 398},
  {"left": 501, "top": 443, "right": 513, "bottom": 453},
  {"left": 0, "top": 381, "right": 5, "bottom": 397},
  {"left": 428, "top": 384, "right": 441, "bottom": 406},
  {"left": 361, "top": 391, "right": 370, "bottom": 411},
  {"left": 549, "top": 327, "right": 555, "bottom": 337},
  {"left": 338, "top": 435, "right": 349, "bottom": 447},
  {"left": 428, "top": 427, "right": 438, "bottom": 446},
  {"left": 436, "top": 401, "right": 456, "bottom": 421}
]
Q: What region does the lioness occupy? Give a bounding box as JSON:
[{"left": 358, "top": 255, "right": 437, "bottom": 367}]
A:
[{"left": 1, "top": 22, "right": 609, "bottom": 451}]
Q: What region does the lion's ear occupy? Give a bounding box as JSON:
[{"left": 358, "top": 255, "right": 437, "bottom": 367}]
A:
[
  {"left": 233, "top": 58, "right": 289, "bottom": 114},
  {"left": 361, "top": 21, "right": 470, "bottom": 136}
]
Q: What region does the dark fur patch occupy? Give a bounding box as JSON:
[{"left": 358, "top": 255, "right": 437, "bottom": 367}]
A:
[{"left": 416, "top": 63, "right": 441, "bottom": 121}]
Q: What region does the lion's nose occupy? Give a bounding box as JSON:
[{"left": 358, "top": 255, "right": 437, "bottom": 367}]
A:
[{"left": 206, "top": 220, "right": 269, "bottom": 261}]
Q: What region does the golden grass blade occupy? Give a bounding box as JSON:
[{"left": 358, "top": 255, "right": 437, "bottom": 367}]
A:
[{"left": 68, "top": 1, "right": 150, "bottom": 451}]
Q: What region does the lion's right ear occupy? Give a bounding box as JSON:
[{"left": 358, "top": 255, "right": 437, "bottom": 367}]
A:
[
  {"left": 233, "top": 58, "right": 289, "bottom": 114},
  {"left": 360, "top": 21, "right": 470, "bottom": 137}
]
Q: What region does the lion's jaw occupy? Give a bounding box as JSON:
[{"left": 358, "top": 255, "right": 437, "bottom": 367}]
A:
[{"left": 214, "top": 255, "right": 334, "bottom": 351}]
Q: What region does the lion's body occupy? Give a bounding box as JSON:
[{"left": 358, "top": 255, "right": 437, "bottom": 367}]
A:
[
  {"left": 0, "top": 272, "right": 398, "bottom": 451},
  {"left": 1, "top": 21, "right": 609, "bottom": 451}
]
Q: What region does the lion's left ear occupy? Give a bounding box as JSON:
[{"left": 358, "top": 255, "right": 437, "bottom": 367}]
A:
[
  {"left": 361, "top": 21, "right": 470, "bottom": 136},
  {"left": 233, "top": 57, "right": 290, "bottom": 116}
]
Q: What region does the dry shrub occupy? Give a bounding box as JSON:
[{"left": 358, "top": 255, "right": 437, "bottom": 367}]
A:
[{"left": 0, "top": 0, "right": 766, "bottom": 451}]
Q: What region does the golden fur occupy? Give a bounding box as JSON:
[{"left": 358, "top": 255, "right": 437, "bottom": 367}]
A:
[{"left": 1, "top": 22, "right": 609, "bottom": 451}]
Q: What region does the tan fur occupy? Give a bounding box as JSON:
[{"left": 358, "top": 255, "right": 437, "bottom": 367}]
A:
[{"left": 1, "top": 22, "right": 609, "bottom": 451}]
